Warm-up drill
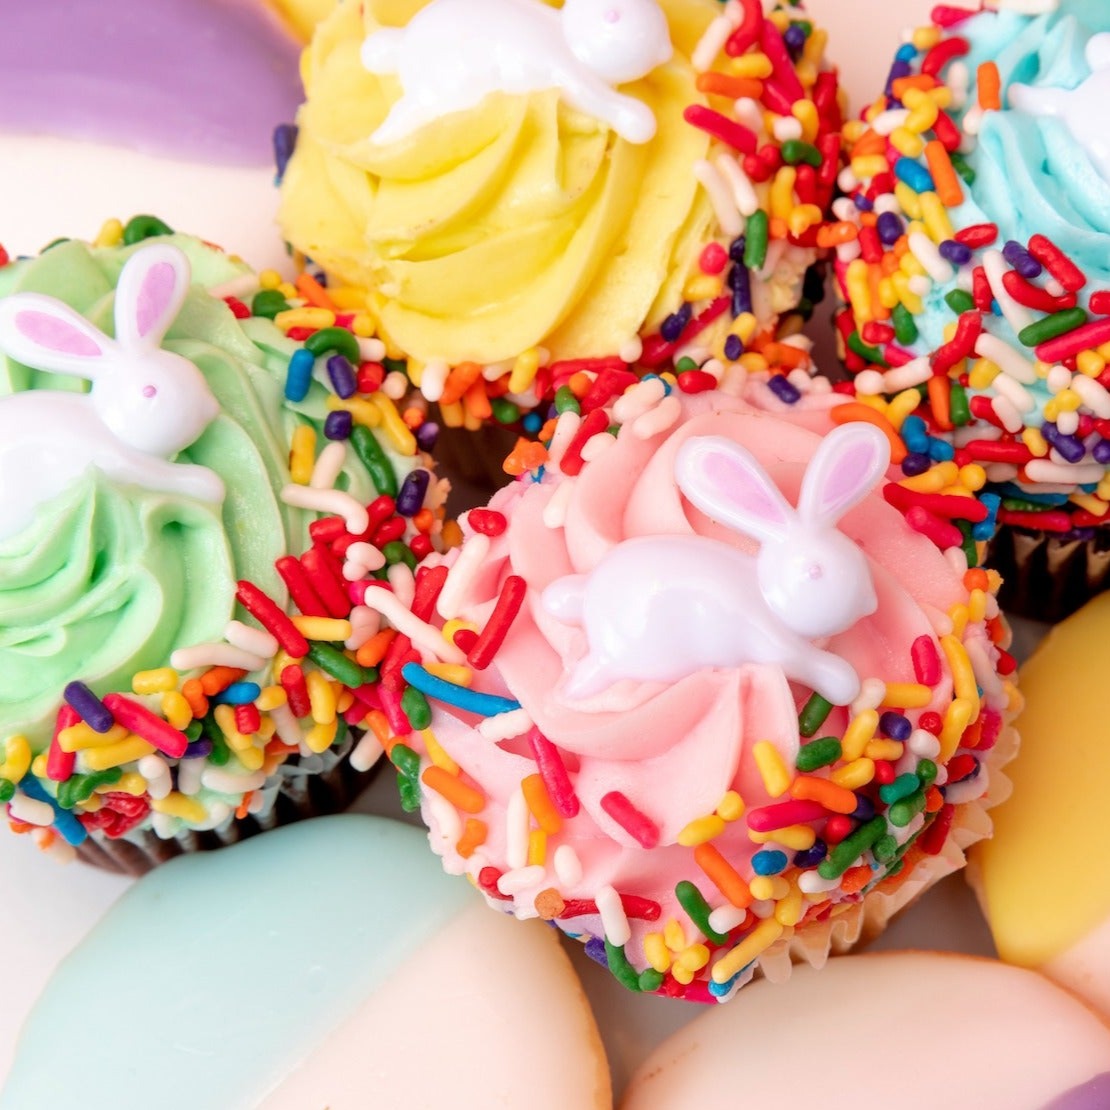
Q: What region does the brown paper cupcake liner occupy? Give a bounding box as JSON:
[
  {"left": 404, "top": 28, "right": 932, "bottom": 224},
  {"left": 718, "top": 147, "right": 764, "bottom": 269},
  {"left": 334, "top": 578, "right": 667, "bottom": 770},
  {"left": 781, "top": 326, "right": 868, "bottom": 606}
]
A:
[{"left": 431, "top": 415, "right": 519, "bottom": 511}]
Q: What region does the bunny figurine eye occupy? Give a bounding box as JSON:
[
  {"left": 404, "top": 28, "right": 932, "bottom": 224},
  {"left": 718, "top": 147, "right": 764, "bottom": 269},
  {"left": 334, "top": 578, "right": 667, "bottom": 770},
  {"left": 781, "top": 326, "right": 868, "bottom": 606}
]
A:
[
  {"left": 543, "top": 423, "right": 891, "bottom": 708},
  {"left": 143, "top": 385, "right": 157, "bottom": 398}
]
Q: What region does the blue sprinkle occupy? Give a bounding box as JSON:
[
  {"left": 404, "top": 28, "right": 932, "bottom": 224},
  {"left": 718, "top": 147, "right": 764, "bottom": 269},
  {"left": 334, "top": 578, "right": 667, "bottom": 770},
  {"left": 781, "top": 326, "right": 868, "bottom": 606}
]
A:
[
  {"left": 584, "top": 936, "right": 609, "bottom": 967},
  {"left": 752, "top": 849, "right": 788, "bottom": 876},
  {"left": 642, "top": 373, "right": 672, "bottom": 397},
  {"left": 396, "top": 469, "right": 430, "bottom": 517},
  {"left": 876, "top": 211, "right": 905, "bottom": 246},
  {"left": 326, "top": 354, "right": 357, "bottom": 399},
  {"left": 879, "top": 710, "right": 912, "bottom": 741},
  {"left": 402, "top": 663, "right": 522, "bottom": 716},
  {"left": 709, "top": 970, "right": 745, "bottom": 998},
  {"left": 63, "top": 681, "right": 114, "bottom": 733},
  {"left": 18, "top": 777, "right": 87, "bottom": 846},
  {"left": 324, "top": 410, "right": 353, "bottom": 441},
  {"left": 895, "top": 44, "right": 918, "bottom": 62},
  {"left": 901, "top": 415, "right": 929, "bottom": 453},
  {"left": 938, "top": 240, "right": 972, "bottom": 266},
  {"left": 927, "top": 438, "right": 955, "bottom": 462},
  {"left": 213, "top": 682, "right": 262, "bottom": 706},
  {"left": 521, "top": 412, "right": 543, "bottom": 435},
  {"left": 661, "top": 303, "right": 692, "bottom": 343},
  {"left": 893, "top": 157, "right": 934, "bottom": 194},
  {"left": 793, "top": 840, "right": 827, "bottom": 869},
  {"left": 972, "top": 491, "right": 1001, "bottom": 541},
  {"left": 272, "top": 123, "right": 298, "bottom": 183},
  {"left": 285, "top": 348, "right": 316, "bottom": 402},
  {"left": 885, "top": 57, "right": 913, "bottom": 98},
  {"left": 1002, "top": 239, "right": 1042, "bottom": 280},
  {"left": 723, "top": 334, "right": 743, "bottom": 361},
  {"left": 768, "top": 375, "right": 801, "bottom": 404}
]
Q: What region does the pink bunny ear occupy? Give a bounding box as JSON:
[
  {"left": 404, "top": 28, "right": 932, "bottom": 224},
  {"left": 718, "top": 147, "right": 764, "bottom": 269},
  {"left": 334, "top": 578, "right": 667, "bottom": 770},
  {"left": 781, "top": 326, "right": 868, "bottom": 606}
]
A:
[
  {"left": 675, "top": 435, "right": 793, "bottom": 545},
  {"left": 114, "top": 243, "right": 191, "bottom": 350},
  {"left": 0, "top": 293, "right": 111, "bottom": 380},
  {"left": 797, "top": 422, "right": 890, "bottom": 528}
]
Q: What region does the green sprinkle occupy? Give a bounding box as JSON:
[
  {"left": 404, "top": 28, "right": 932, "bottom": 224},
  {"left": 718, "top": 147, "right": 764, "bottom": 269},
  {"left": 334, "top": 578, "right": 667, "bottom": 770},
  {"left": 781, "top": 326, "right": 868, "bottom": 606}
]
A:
[
  {"left": 490, "top": 398, "right": 520, "bottom": 424},
  {"left": 1017, "top": 308, "right": 1087, "bottom": 349},
  {"left": 201, "top": 716, "right": 231, "bottom": 766},
  {"left": 306, "top": 642, "right": 365, "bottom": 688},
  {"left": 818, "top": 815, "right": 886, "bottom": 880},
  {"left": 554, "top": 385, "right": 580, "bottom": 415},
  {"left": 945, "top": 289, "right": 976, "bottom": 315},
  {"left": 58, "top": 769, "right": 123, "bottom": 810},
  {"left": 872, "top": 833, "right": 899, "bottom": 863},
  {"left": 917, "top": 759, "right": 938, "bottom": 788},
  {"left": 675, "top": 356, "right": 699, "bottom": 372},
  {"left": 123, "top": 214, "right": 174, "bottom": 244},
  {"left": 950, "top": 152, "right": 975, "bottom": 185},
  {"left": 675, "top": 880, "right": 729, "bottom": 945},
  {"left": 796, "top": 736, "right": 842, "bottom": 772},
  {"left": 391, "top": 743, "right": 421, "bottom": 779},
  {"left": 781, "top": 139, "right": 823, "bottom": 167},
  {"left": 847, "top": 331, "right": 888, "bottom": 367},
  {"left": 958, "top": 519, "right": 977, "bottom": 569},
  {"left": 382, "top": 357, "right": 408, "bottom": 375},
  {"left": 638, "top": 968, "right": 665, "bottom": 993},
  {"left": 398, "top": 774, "right": 422, "bottom": 812},
  {"left": 0, "top": 778, "right": 14, "bottom": 804},
  {"left": 304, "top": 326, "right": 361, "bottom": 363},
  {"left": 879, "top": 772, "right": 921, "bottom": 805},
  {"left": 949, "top": 382, "right": 970, "bottom": 427},
  {"left": 401, "top": 686, "right": 432, "bottom": 730},
  {"left": 799, "top": 693, "right": 833, "bottom": 737},
  {"left": 889, "top": 789, "right": 927, "bottom": 828},
  {"left": 744, "top": 210, "right": 769, "bottom": 271},
  {"left": 382, "top": 540, "right": 417, "bottom": 570},
  {"left": 605, "top": 940, "right": 643, "bottom": 992},
  {"left": 892, "top": 303, "right": 919, "bottom": 345},
  {"left": 1002, "top": 496, "right": 1054, "bottom": 513},
  {"left": 350, "top": 424, "right": 399, "bottom": 497},
  {"left": 184, "top": 719, "right": 204, "bottom": 743},
  {"left": 886, "top": 858, "right": 905, "bottom": 878},
  {"left": 251, "top": 289, "right": 290, "bottom": 320}
]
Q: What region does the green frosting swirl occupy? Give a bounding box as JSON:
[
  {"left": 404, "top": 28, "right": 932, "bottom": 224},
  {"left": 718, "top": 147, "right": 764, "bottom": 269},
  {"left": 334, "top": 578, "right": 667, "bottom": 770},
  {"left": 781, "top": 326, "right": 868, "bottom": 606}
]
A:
[{"left": 0, "top": 236, "right": 379, "bottom": 750}]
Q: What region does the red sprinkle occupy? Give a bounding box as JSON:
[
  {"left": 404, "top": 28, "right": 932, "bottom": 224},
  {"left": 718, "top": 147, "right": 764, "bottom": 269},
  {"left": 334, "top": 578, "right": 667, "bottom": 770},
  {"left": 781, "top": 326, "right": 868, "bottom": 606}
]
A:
[
  {"left": 280, "top": 665, "right": 311, "bottom": 718},
  {"left": 275, "top": 555, "right": 329, "bottom": 618},
  {"left": 1035, "top": 319, "right": 1110, "bottom": 363},
  {"left": 922, "top": 35, "right": 969, "bottom": 76},
  {"left": 411, "top": 564, "right": 448, "bottom": 622},
  {"left": 683, "top": 104, "right": 758, "bottom": 155},
  {"left": 725, "top": 0, "right": 762, "bottom": 57},
  {"left": 996, "top": 509, "right": 1073, "bottom": 532},
  {"left": 560, "top": 894, "right": 662, "bottom": 921},
  {"left": 931, "top": 5, "right": 977, "bottom": 28},
  {"left": 47, "top": 705, "right": 79, "bottom": 783},
  {"left": 1089, "top": 291, "right": 1110, "bottom": 315},
  {"left": 955, "top": 224, "right": 999, "bottom": 249},
  {"left": 911, "top": 636, "right": 943, "bottom": 686},
  {"left": 467, "top": 575, "right": 527, "bottom": 670},
  {"left": 223, "top": 296, "right": 251, "bottom": 320},
  {"left": 883, "top": 484, "right": 988, "bottom": 522},
  {"left": 235, "top": 580, "right": 310, "bottom": 658},
  {"left": 300, "top": 547, "right": 352, "bottom": 618},
  {"left": 919, "top": 803, "right": 955, "bottom": 855},
  {"left": 527, "top": 726, "right": 580, "bottom": 819},
  {"left": 559, "top": 408, "right": 611, "bottom": 477},
  {"left": 971, "top": 266, "right": 993, "bottom": 312},
  {"left": 102, "top": 694, "right": 188, "bottom": 759},
  {"left": 746, "top": 799, "right": 827, "bottom": 833},
  {"left": 1001, "top": 270, "right": 1077, "bottom": 313},
  {"left": 961, "top": 439, "right": 1034, "bottom": 465},
  {"left": 235, "top": 703, "right": 262, "bottom": 736},
  {"left": 600, "top": 791, "right": 660, "bottom": 849},
  {"left": 1028, "top": 234, "right": 1087, "bottom": 293},
  {"left": 905, "top": 506, "right": 963, "bottom": 550},
  {"left": 676, "top": 369, "right": 718, "bottom": 394},
  {"left": 467, "top": 508, "right": 508, "bottom": 537},
  {"left": 699, "top": 242, "right": 728, "bottom": 275},
  {"left": 823, "top": 815, "right": 853, "bottom": 845}
]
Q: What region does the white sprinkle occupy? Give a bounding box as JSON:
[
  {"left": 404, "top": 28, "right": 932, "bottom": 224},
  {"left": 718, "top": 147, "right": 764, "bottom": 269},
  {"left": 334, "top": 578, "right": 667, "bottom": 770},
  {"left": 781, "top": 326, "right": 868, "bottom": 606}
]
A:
[
  {"left": 851, "top": 676, "right": 887, "bottom": 717},
  {"left": 205, "top": 274, "right": 259, "bottom": 300},
  {"left": 1073, "top": 373, "right": 1110, "bottom": 417},
  {"left": 151, "top": 812, "right": 178, "bottom": 840},
  {"left": 596, "top": 884, "right": 631, "bottom": 947},
  {"left": 497, "top": 865, "right": 545, "bottom": 896},
  {"left": 883, "top": 357, "right": 933, "bottom": 392},
  {"left": 426, "top": 791, "right": 462, "bottom": 849},
  {"left": 733, "top": 97, "right": 763, "bottom": 133},
  {"left": 138, "top": 755, "right": 172, "bottom": 801},
  {"left": 908, "top": 729, "right": 941, "bottom": 760},
  {"left": 357, "top": 337, "right": 387, "bottom": 362},
  {"left": 983, "top": 250, "right": 1035, "bottom": 334},
  {"left": 694, "top": 159, "right": 743, "bottom": 238},
  {"left": 631, "top": 392, "right": 682, "bottom": 439},
  {"left": 613, "top": 377, "right": 667, "bottom": 425},
  {"left": 309, "top": 440, "right": 348, "bottom": 490},
  {"left": 909, "top": 231, "right": 953, "bottom": 284},
  {"left": 9, "top": 794, "right": 54, "bottom": 827},
  {"left": 269, "top": 702, "right": 304, "bottom": 747},
  {"left": 418, "top": 359, "right": 450, "bottom": 402},
  {"left": 836, "top": 241, "right": 862, "bottom": 265},
  {"left": 202, "top": 768, "right": 268, "bottom": 794},
  {"left": 363, "top": 589, "right": 466, "bottom": 663},
  {"left": 381, "top": 370, "right": 408, "bottom": 400},
  {"left": 178, "top": 757, "right": 205, "bottom": 796},
  {"left": 907, "top": 274, "right": 932, "bottom": 298},
  {"left": 506, "top": 787, "right": 530, "bottom": 870},
  {"left": 966, "top": 637, "right": 1005, "bottom": 701},
  {"left": 1026, "top": 459, "right": 1105, "bottom": 485},
  {"left": 171, "top": 644, "right": 267, "bottom": 673},
  {"left": 701, "top": 357, "right": 726, "bottom": 383},
  {"left": 692, "top": 12, "right": 733, "bottom": 72},
  {"left": 387, "top": 562, "right": 416, "bottom": 609},
  {"left": 990, "top": 394, "right": 1025, "bottom": 434},
  {"left": 1044, "top": 277, "right": 1066, "bottom": 297},
  {"left": 1057, "top": 410, "right": 1080, "bottom": 437},
  {"left": 225, "top": 620, "right": 279, "bottom": 660},
  {"left": 975, "top": 332, "right": 1037, "bottom": 384},
  {"left": 963, "top": 104, "right": 984, "bottom": 138},
  {"left": 345, "top": 606, "right": 381, "bottom": 650},
  {"left": 1046, "top": 364, "right": 1073, "bottom": 394},
  {"left": 281, "top": 484, "right": 369, "bottom": 536},
  {"left": 991, "top": 371, "right": 1036, "bottom": 414},
  {"left": 748, "top": 899, "right": 776, "bottom": 919},
  {"left": 349, "top": 729, "right": 385, "bottom": 773},
  {"left": 831, "top": 197, "right": 859, "bottom": 222},
  {"left": 483, "top": 359, "right": 513, "bottom": 382},
  {"left": 34, "top": 827, "right": 75, "bottom": 864},
  {"left": 580, "top": 431, "right": 615, "bottom": 463},
  {"left": 477, "top": 707, "right": 533, "bottom": 741},
  {"left": 772, "top": 116, "right": 803, "bottom": 143},
  {"left": 618, "top": 336, "right": 643, "bottom": 363},
  {"left": 854, "top": 369, "right": 886, "bottom": 396},
  {"left": 837, "top": 167, "right": 859, "bottom": 193},
  {"left": 542, "top": 478, "right": 575, "bottom": 530},
  {"left": 716, "top": 153, "right": 760, "bottom": 218},
  {"left": 553, "top": 844, "right": 583, "bottom": 887},
  {"left": 436, "top": 533, "right": 491, "bottom": 620},
  {"left": 545, "top": 410, "right": 582, "bottom": 469},
  {"left": 708, "top": 904, "right": 748, "bottom": 935},
  {"left": 798, "top": 870, "right": 842, "bottom": 895},
  {"left": 872, "top": 108, "right": 911, "bottom": 136},
  {"left": 343, "top": 541, "right": 387, "bottom": 581}
]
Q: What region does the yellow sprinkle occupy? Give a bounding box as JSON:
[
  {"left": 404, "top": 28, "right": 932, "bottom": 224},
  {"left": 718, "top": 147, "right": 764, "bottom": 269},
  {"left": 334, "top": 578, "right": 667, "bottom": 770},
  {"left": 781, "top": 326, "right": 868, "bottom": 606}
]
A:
[
  {"left": 274, "top": 306, "right": 336, "bottom": 333},
  {"left": 677, "top": 815, "right": 726, "bottom": 847},
  {"left": 792, "top": 98, "right": 819, "bottom": 143},
  {"left": 851, "top": 154, "right": 889, "bottom": 181},
  {"left": 1071, "top": 493, "right": 1110, "bottom": 518},
  {"left": 968, "top": 588, "right": 988, "bottom": 624},
  {"left": 894, "top": 182, "right": 923, "bottom": 220},
  {"left": 131, "top": 668, "right": 179, "bottom": 695},
  {"left": 528, "top": 829, "right": 547, "bottom": 868},
  {"left": 0, "top": 735, "right": 31, "bottom": 784},
  {"left": 831, "top": 757, "right": 875, "bottom": 790},
  {"left": 329, "top": 285, "right": 370, "bottom": 312},
  {"left": 716, "top": 791, "right": 745, "bottom": 822},
  {"left": 900, "top": 460, "right": 959, "bottom": 493},
  {"left": 305, "top": 670, "right": 337, "bottom": 725},
  {"left": 1043, "top": 398, "right": 1061, "bottom": 423},
  {"left": 161, "top": 690, "right": 194, "bottom": 731},
  {"left": 277, "top": 282, "right": 298, "bottom": 300},
  {"left": 769, "top": 167, "right": 798, "bottom": 223},
  {"left": 845, "top": 259, "right": 874, "bottom": 326},
  {"left": 109, "top": 772, "right": 148, "bottom": 797},
  {"left": 891, "top": 271, "right": 924, "bottom": 315},
  {"left": 904, "top": 96, "right": 939, "bottom": 134},
  {"left": 213, "top": 705, "right": 254, "bottom": 752},
  {"left": 289, "top": 424, "right": 317, "bottom": 485},
  {"left": 713, "top": 918, "right": 785, "bottom": 983},
  {"left": 440, "top": 520, "right": 464, "bottom": 549},
  {"left": 749, "top": 875, "right": 779, "bottom": 901},
  {"left": 883, "top": 682, "right": 933, "bottom": 709},
  {"left": 258, "top": 717, "right": 277, "bottom": 743},
  {"left": 259, "top": 269, "right": 283, "bottom": 291},
  {"left": 439, "top": 400, "right": 465, "bottom": 428},
  {"left": 750, "top": 823, "right": 816, "bottom": 851},
  {"left": 753, "top": 740, "right": 791, "bottom": 799},
  {"left": 912, "top": 24, "right": 942, "bottom": 50},
  {"left": 774, "top": 882, "right": 805, "bottom": 927},
  {"left": 335, "top": 689, "right": 355, "bottom": 715},
  {"left": 306, "top": 717, "right": 338, "bottom": 755},
  {"left": 236, "top": 744, "right": 265, "bottom": 772},
  {"left": 738, "top": 352, "right": 769, "bottom": 374},
  {"left": 788, "top": 204, "right": 823, "bottom": 239},
  {"left": 81, "top": 736, "right": 155, "bottom": 772},
  {"left": 350, "top": 313, "right": 376, "bottom": 338},
  {"left": 672, "top": 963, "right": 695, "bottom": 986},
  {"left": 675, "top": 944, "right": 711, "bottom": 973},
  {"left": 842, "top": 709, "right": 879, "bottom": 762},
  {"left": 941, "top": 635, "right": 979, "bottom": 718},
  {"left": 920, "top": 192, "right": 955, "bottom": 243},
  {"left": 424, "top": 662, "right": 473, "bottom": 687},
  {"left": 255, "top": 685, "right": 288, "bottom": 713},
  {"left": 1077, "top": 350, "right": 1106, "bottom": 377},
  {"left": 889, "top": 128, "right": 925, "bottom": 159},
  {"left": 843, "top": 119, "right": 869, "bottom": 143},
  {"left": 1021, "top": 426, "right": 1050, "bottom": 457},
  {"left": 292, "top": 616, "right": 353, "bottom": 641},
  {"left": 509, "top": 349, "right": 541, "bottom": 395},
  {"left": 802, "top": 27, "right": 827, "bottom": 69},
  {"left": 663, "top": 919, "right": 688, "bottom": 953},
  {"left": 94, "top": 218, "right": 124, "bottom": 248},
  {"left": 877, "top": 276, "right": 900, "bottom": 311},
  {"left": 326, "top": 394, "right": 382, "bottom": 428},
  {"left": 729, "top": 52, "right": 773, "bottom": 78},
  {"left": 886, "top": 388, "right": 924, "bottom": 430},
  {"left": 421, "top": 728, "right": 459, "bottom": 776},
  {"left": 729, "top": 313, "right": 759, "bottom": 345},
  {"left": 968, "top": 358, "right": 1000, "bottom": 390},
  {"left": 864, "top": 739, "right": 905, "bottom": 761},
  {"left": 81, "top": 794, "right": 104, "bottom": 812},
  {"left": 368, "top": 392, "right": 418, "bottom": 455},
  {"left": 644, "top": 932, "right": 672, "bottom": 974},
  {"left": 58, "top": 721, "right": 130, "bottom": 753},
  {"left": 959, "top": 464, "right": 987, "bottom": 492},
  {"left": 151, "top": 793, "right": 207, "bottom": 823},
  {"left": 30, "top": 754, "right": 49, "bottom": 780},
  {"left": 948, "top": 603, "right": 969, "bottom": 640},
  {"left": 939, "top": 698, "right": 974, "bottom": 762},
  {"left": 684, "top": 274, "right": 723, "bottom": 302}
]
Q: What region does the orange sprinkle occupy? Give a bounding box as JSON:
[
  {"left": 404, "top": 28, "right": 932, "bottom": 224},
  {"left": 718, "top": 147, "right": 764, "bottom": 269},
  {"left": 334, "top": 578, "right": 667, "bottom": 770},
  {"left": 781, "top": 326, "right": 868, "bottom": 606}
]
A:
[
  {"left": 840, "top": 864, "right": 872, "bottom": 895},
  {"left": 925, "top": 785, "right": 945, "bottom": 814},
  {"left": 356, "top": 628, "right": 397, "bottom": 668},
  {"left": 759, "top": 343, "right": 808, "bottom": 371},
  {"left": 924, "top": 140, "right": 963, "bottom": 207},
  {"left": 769, "top": 216, "right": 788, "bottom": 241},
  {"left": 8, "top": 822, "right": 32, "bottom": 835},
  {"left": 693, "top": 842, "right": 753, "bottom": 909},
  {"left": 892, "top": 74, "right": 940, "bottom": 98},
  {"left": 830, "top": 404, "right": 908, "bottom": 463},
  {"left": 567, "top": 371, "right": 593, "bottom": 398},
  {"left": 422, "top": 765, "right": 486, "bottom": 814},
  {"left": 978, "top": 61, "right": 1001, "bottom": 111},
  {"left": 881, "top": 250, "right": 903, "bottom": 277},
  {"left": 816, "top": 221, "right": 859, "bottom": 249},
  {"left": 181, "top": 678, "right": 209, "bottom": 719},
  {"left": 868, "top": 263, "right": 890, "bottom": 322},
  {"left": 364, "top": 709, "right": 393, "bottom": 751},
  {"left": 521, "top": 773, "right": 562, "bottom": 836},
  {"left": 412, "top": 507, "right": 434, "bottom": 533},
  {"left": 456, "top": 818, "right": 488, "bottom": 859},
  {"left": 235, "top": 792, "right": 255, "bottom": 820},
  {"left": 294, "top": 271, "right": 338, "bottom": 311},
  {"left": 503, "top": 438, "right": 549, "bottom": 477},
  {"left": 199, "top": 666, "right": 248, "bottom": 697},
  {"left": 858, "top": 210, "right": 880, "bottom": 229},
  {"left": 790, "top": 774, "right": 859, "bottom": 815},
  {"left": 850, "top": 129, "right": 886, "bottom": 159},
  {"left": 963, "top": 567, "right": 989, "bottom": 592},
  {"left": 464, "top": 378, "right": 493, "bottom": 422},
  {"left": 402, "top": 406, "right": 425, "bottom": 430},
  {"left": 928, "top": 374, "right": 953, "bottom": 431},
  {"left": 538, "top": 417, "right": 559, "bottom": 443},
  {"left": 438, "top": 361, "right": 483, "bottom": 407},
  {"left": 695, "top": 71, "right": 763, "bottom": 100}
]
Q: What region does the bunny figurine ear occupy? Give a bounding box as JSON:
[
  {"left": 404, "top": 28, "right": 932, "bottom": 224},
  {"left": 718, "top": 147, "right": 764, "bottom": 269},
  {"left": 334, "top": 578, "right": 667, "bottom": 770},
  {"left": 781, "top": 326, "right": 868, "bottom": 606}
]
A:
[
  {"left": 113, "top": 243, "right": 191, "bottom": 351},
  {"left": 675, "top": 435, "right": 795, "bottom": 545},
  {"left": 0, "top": 293, "right": 113, "bottom": 380},
  {"left": 797, "top": 422, "right": 890, "bottom": 529}
]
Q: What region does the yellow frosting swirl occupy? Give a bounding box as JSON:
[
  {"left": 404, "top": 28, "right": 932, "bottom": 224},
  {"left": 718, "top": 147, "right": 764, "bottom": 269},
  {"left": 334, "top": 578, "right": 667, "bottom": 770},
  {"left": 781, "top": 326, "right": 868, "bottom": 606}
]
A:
[{"left": 279, "top": 0, "right": 717, "bottom": 366}]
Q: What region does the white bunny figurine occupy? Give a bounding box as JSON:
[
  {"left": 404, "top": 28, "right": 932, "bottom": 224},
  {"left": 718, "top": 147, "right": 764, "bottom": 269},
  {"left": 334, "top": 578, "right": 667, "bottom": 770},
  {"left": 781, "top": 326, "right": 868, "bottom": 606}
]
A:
[
  {"left": 0, "top": 243, "right": 225, "bottom": 540},
  {"left": 542, "top": 423, "right": 891, "bottom": 706},
  {"left": 362, "top": 0, "right": 673, "bottom": 146}
]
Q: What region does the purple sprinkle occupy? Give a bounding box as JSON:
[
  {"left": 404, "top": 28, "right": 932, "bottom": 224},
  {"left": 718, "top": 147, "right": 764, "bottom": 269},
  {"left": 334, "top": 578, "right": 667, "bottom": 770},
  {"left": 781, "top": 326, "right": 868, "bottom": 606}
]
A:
[
  {"left": 184, "top": 739, "right": 214, "bottom": 760},
  {"left": 876, "top": 211, "right": 905, "bottom": 246},
  {"left": 1042, "top": 421, "right": 1086, "bottom": 464},
  {"left": 729, "top": 264, "right": 752, "bottom": 317},
  {"left": 768, "top": 375, "right": 801, "bottom": 404},
  {"left": 783, "top": 23, "right": 806, "bottom": 54},
  {"left": 1094, "top": 438, "right": 1110, "bottom": 465},
  {"left": 723, "top": 334, "right": 743, "bottom": 361},
  {"left": 324, "top": 409, "right": 353, "bottom": 441},
  {"left": 938, "top": 240, "right": 972, "bottom": 266},
  {"left": 793, "top": 840, "right": 827, "bottom": 869},
  {"left": 728, "top": 235, "right": 747, "bottom": 264},
  {"left": 901, "top": 452, "right": 933, "bottom": 477},
  {"left": 584, "top": 936, "right": 609, "bottom": 966},
  {"left": 879, "top": 711, "right": 912, "bottom": 741},
  {"left": 851, "top": 795, "right": 876, "bottom": 822},
  {"left": 63, "top": 681, "right": 114, "bottom": 733},
  {"left": 1065, "top": 527, "right": 1098, "bottom": 542},
  {"left": 661, "top": 303, "right": 692, "bottom": 343},
  {"left": 326, "top": 354, "right": 357, "bottom": 399},
  {"left": 396, "top": 468, "right": 431, "bottom": 517},
  {"left": 884, "top": 58, "right": 912, "bottom": 98},
  {"left": 415, "top": 421, "right": 439, "bottom": 452},
  {"left": 272, "top": 123, "right": 298, "bottom": 182},
  {"left": 1002, "top": 239, "right": 1042, "bottom": 279},
  {"left": 854, "top": 193, "right": 874, "bottom": 213}
]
